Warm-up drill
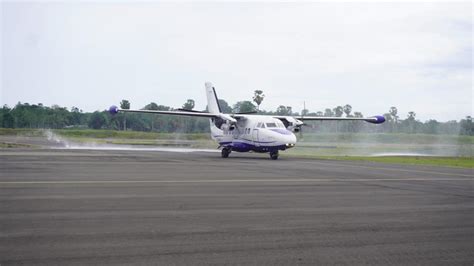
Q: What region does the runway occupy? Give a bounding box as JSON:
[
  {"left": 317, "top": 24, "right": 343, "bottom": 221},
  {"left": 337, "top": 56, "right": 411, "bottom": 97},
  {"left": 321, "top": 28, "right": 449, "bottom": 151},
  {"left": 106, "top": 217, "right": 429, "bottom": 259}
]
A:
[{"left": 1, "top": 149, "right": 473, "bottom": 265}]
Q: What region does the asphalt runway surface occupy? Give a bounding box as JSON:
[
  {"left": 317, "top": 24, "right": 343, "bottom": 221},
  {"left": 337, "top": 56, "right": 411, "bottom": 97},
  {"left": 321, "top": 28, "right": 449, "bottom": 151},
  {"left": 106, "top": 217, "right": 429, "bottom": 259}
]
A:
[{"left": 0, "top": 149, "right": 473, "bottom": 265}]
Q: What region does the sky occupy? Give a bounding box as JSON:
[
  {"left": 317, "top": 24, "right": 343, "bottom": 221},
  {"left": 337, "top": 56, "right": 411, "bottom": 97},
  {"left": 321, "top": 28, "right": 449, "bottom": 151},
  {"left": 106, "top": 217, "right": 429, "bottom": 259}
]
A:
[{"left": 1, "top": 1, "right": 472, "bottom": 121}]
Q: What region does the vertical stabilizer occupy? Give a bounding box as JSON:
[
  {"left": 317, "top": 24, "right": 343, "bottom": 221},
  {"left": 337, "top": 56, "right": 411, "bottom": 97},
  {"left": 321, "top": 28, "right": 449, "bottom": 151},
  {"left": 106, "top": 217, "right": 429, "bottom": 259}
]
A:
[{"left": 205, "top": 82, "right": 222, "bottom": 114}]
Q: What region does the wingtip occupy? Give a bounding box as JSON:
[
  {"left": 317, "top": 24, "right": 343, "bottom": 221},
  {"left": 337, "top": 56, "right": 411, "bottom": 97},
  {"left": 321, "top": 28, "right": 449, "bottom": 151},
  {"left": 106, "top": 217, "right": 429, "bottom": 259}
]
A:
[
  {"left": 366, "top": 115, "right": 385, "bottom": 124},
  {"left": 108, "top": 105, "right": 119, "bottom": 115}
]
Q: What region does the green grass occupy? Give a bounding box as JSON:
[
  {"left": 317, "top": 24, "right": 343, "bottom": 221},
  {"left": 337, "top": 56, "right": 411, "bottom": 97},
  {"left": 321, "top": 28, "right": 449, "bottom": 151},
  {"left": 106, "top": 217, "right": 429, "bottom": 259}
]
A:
[
  {"left": 289, "top": 155, "right": 474, "bottom": 168},
  {"left": 298, "top": 133, "right": 474, "bottom": 145},
  {"left": 0, "top": 128, "right": 45, "bottom": 137},
  {"left": 0, "top": 142, "right": 38, "bottom": 149}
]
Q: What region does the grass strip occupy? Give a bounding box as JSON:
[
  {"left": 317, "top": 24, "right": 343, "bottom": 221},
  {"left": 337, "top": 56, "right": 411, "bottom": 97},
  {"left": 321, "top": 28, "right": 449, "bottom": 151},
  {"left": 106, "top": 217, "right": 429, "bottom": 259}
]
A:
[{"left": 291, "top": 155, "right": 474, "bottom": 169}]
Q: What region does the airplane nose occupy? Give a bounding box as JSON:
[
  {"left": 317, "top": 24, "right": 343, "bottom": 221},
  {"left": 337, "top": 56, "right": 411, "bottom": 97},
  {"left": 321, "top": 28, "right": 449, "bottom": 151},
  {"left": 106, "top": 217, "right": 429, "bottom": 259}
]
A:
[
  {"left": 269, "top": 129, "right": 297, "bottom": 147},
  {"left": 285, "top": 133, "right": 297, "bottom": 148},
  {"left": 288, "top": 133, "right": 297, "bottom": 144}
]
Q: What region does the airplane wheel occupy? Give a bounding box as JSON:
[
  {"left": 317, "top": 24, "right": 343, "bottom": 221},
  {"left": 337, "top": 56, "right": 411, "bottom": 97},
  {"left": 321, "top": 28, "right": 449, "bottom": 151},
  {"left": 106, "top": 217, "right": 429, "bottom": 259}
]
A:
[
  {"left": 221, "top": 148, "right": 231, "bottom": 158},
  {"left": 270, "top": 151, "right": 279, "bottom": 160}
]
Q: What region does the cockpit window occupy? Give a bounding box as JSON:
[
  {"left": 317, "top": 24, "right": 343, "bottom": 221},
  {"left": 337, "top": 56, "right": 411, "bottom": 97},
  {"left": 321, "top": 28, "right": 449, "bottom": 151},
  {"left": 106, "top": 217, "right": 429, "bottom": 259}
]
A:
[{"left": 266, "top": 123, "right": 277, "bottom": 128}]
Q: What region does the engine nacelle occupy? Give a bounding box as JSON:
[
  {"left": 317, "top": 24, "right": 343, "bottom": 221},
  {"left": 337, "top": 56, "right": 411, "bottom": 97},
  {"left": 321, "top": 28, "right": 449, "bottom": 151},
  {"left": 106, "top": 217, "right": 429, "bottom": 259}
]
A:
[
  {"left": 284, "top": 117, "right": 303, "bottom": 133},
  {"left": 212, "top": 114, "right": 237, "bottom": 131},
  {"left": 287, "top": 125, "right": 301, "bottom": 133},
  {"left": 220, "top": 121, "right": 235, "bottom": 131}
]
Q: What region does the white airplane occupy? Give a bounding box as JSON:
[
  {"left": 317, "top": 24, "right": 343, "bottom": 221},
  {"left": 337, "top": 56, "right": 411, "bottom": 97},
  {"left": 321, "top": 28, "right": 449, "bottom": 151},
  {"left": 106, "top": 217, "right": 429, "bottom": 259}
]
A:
[{"left": 109, "top": 82, "right": 385, "bottom": 160}]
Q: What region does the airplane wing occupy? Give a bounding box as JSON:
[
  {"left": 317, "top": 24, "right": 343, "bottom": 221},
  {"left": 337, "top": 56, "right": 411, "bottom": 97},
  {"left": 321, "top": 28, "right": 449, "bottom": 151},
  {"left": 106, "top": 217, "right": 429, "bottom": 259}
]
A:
[
  {"left": 108, "top": 106, "right": 218, "bottom": 118},
  {"left": 273, "top": 115, "right": 386, "bottom": 124},
  {"left": 109, "top": 105, "right": 385, "bottom": 124},
  {"left": 298, "top": 115, "right": 385, "bottom": 124}
]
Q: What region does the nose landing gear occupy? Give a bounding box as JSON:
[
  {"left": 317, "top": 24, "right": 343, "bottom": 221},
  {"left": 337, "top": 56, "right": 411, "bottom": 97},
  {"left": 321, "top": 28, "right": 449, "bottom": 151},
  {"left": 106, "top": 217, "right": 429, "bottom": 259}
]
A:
[{"left": 269, "top": 150, "right": 279, "bottom": 160}]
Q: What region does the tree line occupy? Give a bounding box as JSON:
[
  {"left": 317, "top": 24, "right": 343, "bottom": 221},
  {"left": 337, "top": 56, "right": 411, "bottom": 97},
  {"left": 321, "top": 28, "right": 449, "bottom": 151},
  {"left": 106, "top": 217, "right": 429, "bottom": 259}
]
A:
[{"left": 1, "top": 90, "right": 472, "bottom": 135}]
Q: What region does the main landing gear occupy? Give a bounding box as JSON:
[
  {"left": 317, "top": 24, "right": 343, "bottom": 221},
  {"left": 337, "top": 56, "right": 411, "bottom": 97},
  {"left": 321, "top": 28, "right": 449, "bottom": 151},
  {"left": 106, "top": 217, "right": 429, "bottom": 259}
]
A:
[
  {"left": 269, "top": 150, "right": 279, "bottom": 160},
  {"left": 221, "top": 147, "right": 231, "bottom": 158},
  {"left": 221, "top": 147, "right": 279, "bottom": 160}
]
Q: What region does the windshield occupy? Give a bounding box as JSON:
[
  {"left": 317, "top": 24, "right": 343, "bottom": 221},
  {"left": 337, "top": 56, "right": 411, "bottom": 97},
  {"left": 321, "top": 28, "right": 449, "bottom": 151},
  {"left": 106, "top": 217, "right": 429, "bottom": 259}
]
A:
[{"left": 265, "top": 123, "right": 277, "bottom": 128}]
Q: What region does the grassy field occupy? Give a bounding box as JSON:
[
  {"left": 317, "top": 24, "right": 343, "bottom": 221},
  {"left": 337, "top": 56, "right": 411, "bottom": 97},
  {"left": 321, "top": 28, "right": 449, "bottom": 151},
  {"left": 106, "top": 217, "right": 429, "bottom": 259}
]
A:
[
  {"left": 1, "top": 128, "right": 472, "bottom": 168},
  {"left": 0, "top": 128, "right": 45, "bottom": 137},
  {"left": 286, "top": 155, "right": 474, "bottom": 168},
  {"left": 298, "top": 132, "right": 474, "bottom": 145},
  {"left": 0, "top": 142, "right": 38, "bottom": 149}
]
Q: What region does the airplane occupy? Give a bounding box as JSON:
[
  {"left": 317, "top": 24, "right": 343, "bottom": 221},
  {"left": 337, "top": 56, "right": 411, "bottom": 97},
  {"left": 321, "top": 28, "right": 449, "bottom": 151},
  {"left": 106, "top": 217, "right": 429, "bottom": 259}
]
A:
[{"left": 109, "top": 82, "right": 385, "bottom": 160}]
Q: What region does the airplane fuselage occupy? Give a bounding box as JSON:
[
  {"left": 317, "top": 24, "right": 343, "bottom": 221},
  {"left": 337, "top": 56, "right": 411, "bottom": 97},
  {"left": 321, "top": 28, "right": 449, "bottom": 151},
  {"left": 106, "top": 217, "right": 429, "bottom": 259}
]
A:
[{"left": 211, "top": 115, "right": 297, "bottom": 153}]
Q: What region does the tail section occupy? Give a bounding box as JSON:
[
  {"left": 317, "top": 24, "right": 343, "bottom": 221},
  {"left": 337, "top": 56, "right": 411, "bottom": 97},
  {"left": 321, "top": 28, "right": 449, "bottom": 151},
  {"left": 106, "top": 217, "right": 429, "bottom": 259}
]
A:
[{"left": 205, "top": 82, "right": 222, "bottom": 114}]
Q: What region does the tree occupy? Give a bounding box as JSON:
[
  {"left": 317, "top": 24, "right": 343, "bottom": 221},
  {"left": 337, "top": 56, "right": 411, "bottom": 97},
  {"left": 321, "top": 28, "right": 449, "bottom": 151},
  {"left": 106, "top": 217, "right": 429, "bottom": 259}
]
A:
[
  {"left": 218, "top": 99, "right": 233, "bottom": 113},
  {"left": 405, "top": 111, "right": 417, "bottom": 133},
  {"left": 388, "top": 106, "right": 399, "bottom": 131},
  {"left": 276, "top": 105, "right": 292, "bottom": 115},
  {"left": 343, "top": 104, "right": 352, "bottom": 117},
  {"left": 349, "top": 112, "right": 365, "bottom": 132},
  {"left": 206, "top": 99, "right": 232, "bottom": 113},
  {"left": 142, "top": 102, "right": 160, "bottom": 131},
  {"left": 182, "top": 99, "right": 195, "bottom": 110},
  {"left": 233, "top": 101, "right": 256, "bottom": 113},
  {"left": 120, "top": 100, "right": 130, "bottom": 110},
  {"left": 460, "top": 116, "right": 473, "bottom": 135},
  {"left": 252, "top": 90, "right": 265, "bottom": 111},
  {"left": 88, "top": 111, "right": 106, "bottom": 129},
  {"left": 324, "top": 108, "right": 334, "bottom": 117},
  {"left": 120, "top": 99, "right": 130, "bottom": 130},
  {"left": 143, "top": 102, "right": 159, "bottom": 110},
  {"left": 353, "top": 112, "right": 363, "bottom": 118},
  {"left": 383, "top": 113, "right": 393, "bottom": 123},
  {"left": 69, "top": 106, "right": 83, "bottom": 126},
  {"left": 424, "top": 119, "right": 440, "bottom": 134},
  {"left": 156, "top": 105, "right": 171, "bottom": 111},
  {"left": 2, "top": 110, "right": 14, "bottom": 128},
  {"left": 389, "top": 106, "right": 398, "bottom": 120},
  {"left": 333, "top": 106, "right": 343, "bottom": 117}
]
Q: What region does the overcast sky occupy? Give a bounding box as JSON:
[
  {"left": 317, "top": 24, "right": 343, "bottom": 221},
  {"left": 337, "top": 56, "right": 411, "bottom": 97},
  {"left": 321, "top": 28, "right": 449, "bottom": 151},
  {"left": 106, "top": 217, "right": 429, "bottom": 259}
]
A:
[{"left": 1, "top": 1, "right": 472, "bottom": 121}]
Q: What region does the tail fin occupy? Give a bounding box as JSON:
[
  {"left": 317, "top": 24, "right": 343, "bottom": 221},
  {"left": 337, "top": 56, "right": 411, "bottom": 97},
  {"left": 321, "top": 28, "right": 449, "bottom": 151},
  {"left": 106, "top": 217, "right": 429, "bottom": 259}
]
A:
[{"left": 205, "top": 82, "right": 222, "bottom": 114}]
